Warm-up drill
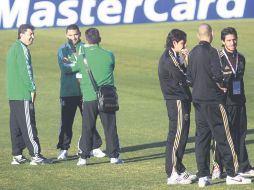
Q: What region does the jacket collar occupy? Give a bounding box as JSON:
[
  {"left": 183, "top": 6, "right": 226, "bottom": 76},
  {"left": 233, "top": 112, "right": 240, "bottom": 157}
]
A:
[
  {"left": 223, "top": 47, "right": 238, "bottom": 58},
  {"left": 199, "top": 41, "right": 211, "bottom": 46}
]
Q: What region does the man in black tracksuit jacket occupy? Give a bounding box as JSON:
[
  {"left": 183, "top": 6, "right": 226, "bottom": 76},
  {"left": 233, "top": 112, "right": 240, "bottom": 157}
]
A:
[
  {"left": 212, "top": 27, "right": 254, "bottom": 178},
  {"left": 158, "top": 29, "right": 195, "bottom": 185},
  {"left": 187, "top": 23, "right": 251, "bottom": 186}
]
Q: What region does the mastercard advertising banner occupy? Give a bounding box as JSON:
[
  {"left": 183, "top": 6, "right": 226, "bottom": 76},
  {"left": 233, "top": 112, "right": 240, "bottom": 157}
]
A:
[{"left": 0, "top": 0, "right": 253, "bottom": 30}]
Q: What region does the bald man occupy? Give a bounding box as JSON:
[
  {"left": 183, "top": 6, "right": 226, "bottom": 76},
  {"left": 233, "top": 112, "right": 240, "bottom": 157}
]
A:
[{"left": 186, "top": 23, "right": 251, "bottom": 187}]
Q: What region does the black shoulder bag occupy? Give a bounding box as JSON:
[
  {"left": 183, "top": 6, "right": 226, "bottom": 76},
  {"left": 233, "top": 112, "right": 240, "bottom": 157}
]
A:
[{"left": 83, "top": 58, "right": 119, "bottom": 113}]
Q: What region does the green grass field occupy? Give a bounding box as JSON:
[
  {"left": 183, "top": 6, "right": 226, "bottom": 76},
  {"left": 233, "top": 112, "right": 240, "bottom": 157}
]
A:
[{"left": 0, "top": 19, "right": 254, "bottom": 190}]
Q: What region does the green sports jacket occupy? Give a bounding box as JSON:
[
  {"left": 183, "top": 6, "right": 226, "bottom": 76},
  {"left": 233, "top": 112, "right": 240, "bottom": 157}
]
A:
[
  {"left": 62, "top": 44, "right": 115, "bottom": 101},
  {"left": 6, "top": 40, "right": 36, "bottom": 100},
  {"left": 58, "top": 41, "right": 85, "bottom": 97}
]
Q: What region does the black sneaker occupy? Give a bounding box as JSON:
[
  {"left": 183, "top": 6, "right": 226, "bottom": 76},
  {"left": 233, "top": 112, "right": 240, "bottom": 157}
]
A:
[
  {"left": 11, "top": 155, "right": 28, "bottom": 165},
  {"left": 30, "top": 154, "right": 52, "bottom": 165}
]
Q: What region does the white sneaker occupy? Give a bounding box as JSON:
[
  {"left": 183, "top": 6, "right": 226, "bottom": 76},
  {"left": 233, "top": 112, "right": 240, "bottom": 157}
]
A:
[
  {"left": 167, "top": 172, "right": 192, "bottom": 185},
  {"left": 57, "top": 150, "right": 68, "bottom": 160},
  {"left": 77, "top": 158, "right": 87, "bottom": 166},
  {"left": 180, "top": 171, "right": 197, "bottom": 181},
  {"left": 212, "top": 165, "right": 222, "bottom": 180},
  {"left": 11, "top": 155, "right": 28, "bottom": 165},
  {"left": 198, "top": 176, "right": 211, "bottom": 187},
  {"left": 239, "top": 169, "right": 254, "bottom": 177},
  {"left": 30, "top": 154, "right": 51, "bottom": 165},
  {"left": 90, "top": 148, "right": 106, "bottom": 158},
  {"left": 110, "top": 157, "right": 124, "bottom": 164},
  {"left": 226, "top": 175, "right": 252, "bottom": 185}
]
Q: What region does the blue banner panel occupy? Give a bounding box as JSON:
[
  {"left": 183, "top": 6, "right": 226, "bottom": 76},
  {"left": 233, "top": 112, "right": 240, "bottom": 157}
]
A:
[{"left": 1, "top": 0, "right": 254, "bottom": 30}]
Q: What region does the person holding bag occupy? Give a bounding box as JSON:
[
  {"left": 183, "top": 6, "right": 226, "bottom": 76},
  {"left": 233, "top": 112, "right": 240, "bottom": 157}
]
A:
[
  {"left": 56, "top": 24, "right": 105, "bottom": 160},
  {"left": 62, "top": 27, "right": 123, "bottom": 166}
]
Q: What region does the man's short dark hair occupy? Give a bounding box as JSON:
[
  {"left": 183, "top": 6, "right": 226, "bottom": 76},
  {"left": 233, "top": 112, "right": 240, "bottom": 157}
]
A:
[
  {"left": 66, "top": 24, "right": 80, "bottom": 34},
  {"left": 221, "top": 27, "right": 238, "bottom": 41},
  {"left": 85, "top": 28, "right": 101, "bottom": 44},
  {"left": 165, "top": 29, "right": 186, "bottom": 49},
  {"left": 18, "top": 24, "right": 35, "bottom": 39}
]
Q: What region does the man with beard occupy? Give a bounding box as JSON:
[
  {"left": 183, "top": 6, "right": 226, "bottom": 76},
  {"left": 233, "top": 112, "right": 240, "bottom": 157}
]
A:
[
  {"left": 211, "top": 27, "right": 254, "bottom": 179},
  {"left": 57, "top": 24, "right": 105, "bottom": 160},
  {"left": 187, "top": 23, "right": 251, "bottom": 187}
]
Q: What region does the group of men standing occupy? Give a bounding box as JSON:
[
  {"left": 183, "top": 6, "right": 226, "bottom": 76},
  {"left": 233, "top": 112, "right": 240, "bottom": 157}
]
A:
[
  {"left": 5, "top": 21, "right": 254, "bottom": 186},
  {"left": 6, "top": 24, "right": 123, "bottom": 166},
  {"left": 158, "top": 23, "right": 253, "bottom": 186},
  {"left": 57, "top": 25, "right": 123, "bottom": 165}
]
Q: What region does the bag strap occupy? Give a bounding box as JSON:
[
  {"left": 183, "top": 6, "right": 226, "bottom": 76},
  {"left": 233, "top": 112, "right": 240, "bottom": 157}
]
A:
[{"left": 83, "top": 57, "right": 98, "bottom": 93}]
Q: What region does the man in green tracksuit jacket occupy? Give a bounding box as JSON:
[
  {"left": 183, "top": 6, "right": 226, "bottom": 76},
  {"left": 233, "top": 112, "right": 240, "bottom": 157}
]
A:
[
  {"left": 56, "top": 24, "right": 104, "bottom": 160},
  {"left": 6, "top": 24, "right": 49, "bottom": 165},
  {"left": 62, "top": 28, "right": 123, "bottom": 166}
]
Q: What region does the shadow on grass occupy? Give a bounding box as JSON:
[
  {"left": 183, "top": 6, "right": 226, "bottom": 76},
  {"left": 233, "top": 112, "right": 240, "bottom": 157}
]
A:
[
  {"left": 124, "top": 153, "right": 164, "bottom": 163},
  {"left": 210, "top": 180, "right": 225, "bottom": 186},
  {"left": 121, "top": 141, "right": 166, "bottom": 153},
  {"left": 122, "top": 147, "right": 195, "bottom": 163},
  {"left": 121, "top": 129, "right": 254, "bottom": 163},
  {"left": 121, "top": 128, "right": 254, "bottom": 154},
  {"left": 50, "top": 155, "right": 79, "bottom": 164},
  {"left": 247, "top": 128, "right": 254, "bottom": 135},
  {"left": 123, "top": 148, "right": 197, "bottom": 163},
  {"left": 48, "top": 128, "right": 254, "bottom": 164},
  {"left": 121, "top": 139, "right": 195, "bottom": 154},
  {"left": 49, "top": 155, "right": 109, "bottom": 166}
]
